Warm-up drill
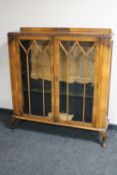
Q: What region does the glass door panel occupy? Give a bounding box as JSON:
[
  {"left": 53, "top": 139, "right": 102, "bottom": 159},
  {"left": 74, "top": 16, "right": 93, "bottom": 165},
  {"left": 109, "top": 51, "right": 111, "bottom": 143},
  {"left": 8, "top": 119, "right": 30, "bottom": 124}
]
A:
[
  {"left": 19, "top": 39, "right": 52, "bottom": 117},
  {"left": 59, "top": 40, "right": 96, "bottom": 123}
]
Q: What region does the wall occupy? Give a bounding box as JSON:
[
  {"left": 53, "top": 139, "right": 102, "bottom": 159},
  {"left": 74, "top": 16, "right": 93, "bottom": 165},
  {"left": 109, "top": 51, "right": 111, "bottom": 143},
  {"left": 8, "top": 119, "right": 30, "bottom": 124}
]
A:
[{"left": 0, "top": 0, "right": 117, "bottom": 124}]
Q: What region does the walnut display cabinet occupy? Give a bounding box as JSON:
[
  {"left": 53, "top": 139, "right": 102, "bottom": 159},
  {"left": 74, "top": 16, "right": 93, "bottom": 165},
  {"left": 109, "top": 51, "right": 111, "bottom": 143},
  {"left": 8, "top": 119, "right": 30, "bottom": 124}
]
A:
[{"left": 8, "top": 27, "right": 112, "bottom": 147}]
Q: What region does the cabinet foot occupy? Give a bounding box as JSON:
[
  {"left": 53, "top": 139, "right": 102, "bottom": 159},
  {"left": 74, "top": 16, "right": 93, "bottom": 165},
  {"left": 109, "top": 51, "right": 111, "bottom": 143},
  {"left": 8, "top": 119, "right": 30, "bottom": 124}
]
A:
[
  {"left": 101, "top": 131, "right": 107, "bottom": 148},
  {"left": 11, "top": 116, "right": 17, "bottom": 131}
]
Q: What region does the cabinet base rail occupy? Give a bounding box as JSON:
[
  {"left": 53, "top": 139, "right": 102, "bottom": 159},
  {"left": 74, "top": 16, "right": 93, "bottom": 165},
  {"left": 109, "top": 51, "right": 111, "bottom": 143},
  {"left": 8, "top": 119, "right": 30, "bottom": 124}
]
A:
[{"left": 12, "top": 114, "right": 108, "bottom": 147}]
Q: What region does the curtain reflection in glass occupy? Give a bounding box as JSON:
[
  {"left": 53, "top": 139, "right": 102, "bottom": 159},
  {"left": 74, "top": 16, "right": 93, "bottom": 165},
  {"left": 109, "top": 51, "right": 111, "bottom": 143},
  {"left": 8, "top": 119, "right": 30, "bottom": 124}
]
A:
[
  {"left": 59, "top": 41, "right": 96, "bottom": 122},
  {"left": 20, "top": 40, "right": 52, "bottom": 117}
]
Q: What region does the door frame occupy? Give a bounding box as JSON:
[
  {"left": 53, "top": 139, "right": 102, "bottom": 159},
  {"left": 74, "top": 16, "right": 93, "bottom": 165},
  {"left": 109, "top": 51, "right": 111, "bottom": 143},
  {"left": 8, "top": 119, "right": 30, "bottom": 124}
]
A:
[
  {"left": 54, "top": 36, "right": 99, "bottom": 127},
  {"left": 10, "top": 34, "right": 54, "bottom": 119}
]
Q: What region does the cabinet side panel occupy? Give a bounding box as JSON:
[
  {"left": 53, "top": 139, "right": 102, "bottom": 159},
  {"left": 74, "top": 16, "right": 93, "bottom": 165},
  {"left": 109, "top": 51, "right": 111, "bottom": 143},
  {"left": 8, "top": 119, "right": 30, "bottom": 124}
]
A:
[
  {"left": 8, "top": 36, "right": 23, "bottom": 115},
  {"left": 97, "top": 39, "right": 112, "bottom": 128}
]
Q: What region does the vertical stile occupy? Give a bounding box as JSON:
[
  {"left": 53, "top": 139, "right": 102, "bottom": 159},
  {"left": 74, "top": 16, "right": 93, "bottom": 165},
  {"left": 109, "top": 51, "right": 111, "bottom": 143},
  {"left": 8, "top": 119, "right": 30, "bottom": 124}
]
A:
[
  {"left": 92, "top": 40, "right": 100, "bottom": 126},
  {"left": 9, "top": 38, "right": 23, "bottom": 115},
  {"left": 96, "top": 39, "right": 104, "bottom": 128},
  {"left": 98, "top": 38, "right": 112, "bottom": 128},
  {"left": 15, "top": 39, "right": 24, "bottom": 115}
]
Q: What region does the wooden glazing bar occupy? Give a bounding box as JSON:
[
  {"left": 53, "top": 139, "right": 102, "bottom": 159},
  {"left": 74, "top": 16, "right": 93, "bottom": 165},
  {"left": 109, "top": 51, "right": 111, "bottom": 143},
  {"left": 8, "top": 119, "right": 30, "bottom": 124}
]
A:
[
  {"left": 82, "top": 56, "right": 87, "bottom": 122},
  {"left": 86, "top": 43, "right": 96, "bottom": 56},
  {"left": 42, "top": 79, "right": 45, "bottom": 116},
  {"left": 40, "top": 51, "right": 45, "bottom": 117},
  {"left": 59, "top": 42, "right": 68, "bottom": 55},
  {"left": 26, "top": 53, "right": 31, "bottom": 114},
  {"left": 19, "top": 40, "right": 26, "bottom": 53},
  {"left": 51, "top": 39, "right": 54, "bottom": 116},
  {"left": 69, "top": 42, "right": 77, "bottom": 53},
  {"left": 66, "top": 54, "right": 70, "bottom": 120},
  {"left": 52, "top": 39, "right": 57, "bottom": 119}
]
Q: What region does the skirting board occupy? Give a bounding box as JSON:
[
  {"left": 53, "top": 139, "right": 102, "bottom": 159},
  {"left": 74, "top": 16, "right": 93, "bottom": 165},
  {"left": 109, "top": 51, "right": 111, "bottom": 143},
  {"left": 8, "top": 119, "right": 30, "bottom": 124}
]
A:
[{"left": 0, "top": 108, "right": 117, "bottom": 131}]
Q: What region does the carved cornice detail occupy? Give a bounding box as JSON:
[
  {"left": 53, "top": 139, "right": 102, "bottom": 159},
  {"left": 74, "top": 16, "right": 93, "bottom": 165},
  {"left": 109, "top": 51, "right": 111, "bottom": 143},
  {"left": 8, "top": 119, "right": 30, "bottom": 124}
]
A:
[{"left": 8, "top": 32, "right": 112, "bottom": 39}]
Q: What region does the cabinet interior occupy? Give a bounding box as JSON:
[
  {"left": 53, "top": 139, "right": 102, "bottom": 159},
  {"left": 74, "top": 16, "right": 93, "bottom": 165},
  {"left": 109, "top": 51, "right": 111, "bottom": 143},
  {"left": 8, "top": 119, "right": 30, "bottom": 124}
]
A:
[{"left": 19, "top": 39, "right": 96, "bottom": 123}]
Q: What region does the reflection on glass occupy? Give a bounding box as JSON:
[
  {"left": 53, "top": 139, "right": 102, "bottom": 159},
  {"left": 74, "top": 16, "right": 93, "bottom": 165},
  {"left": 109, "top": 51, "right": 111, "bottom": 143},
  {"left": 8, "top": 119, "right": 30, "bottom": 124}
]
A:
[
  {"left": 20, "top": 40, "right": 52, "bottom": 117},
  {"left": 59, "top": 41, "right": 96, "bottom": 123}
]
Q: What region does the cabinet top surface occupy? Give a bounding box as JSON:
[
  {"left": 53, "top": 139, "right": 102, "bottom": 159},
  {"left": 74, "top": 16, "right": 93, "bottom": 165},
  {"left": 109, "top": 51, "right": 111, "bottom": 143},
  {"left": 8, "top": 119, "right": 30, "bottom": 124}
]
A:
[{"left": 20, "top": 27, "right": 112, "bottom": 33}]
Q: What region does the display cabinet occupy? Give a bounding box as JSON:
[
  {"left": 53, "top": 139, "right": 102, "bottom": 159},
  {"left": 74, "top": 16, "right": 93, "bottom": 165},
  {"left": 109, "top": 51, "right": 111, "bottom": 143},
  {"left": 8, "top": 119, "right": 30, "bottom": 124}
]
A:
[{"left": 8, "top": 27, "right": 112, "bottom": 147}]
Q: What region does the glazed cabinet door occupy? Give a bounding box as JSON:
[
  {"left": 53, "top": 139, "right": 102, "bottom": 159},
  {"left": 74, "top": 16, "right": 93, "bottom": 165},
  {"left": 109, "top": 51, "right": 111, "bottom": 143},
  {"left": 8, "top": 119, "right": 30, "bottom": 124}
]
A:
[
  {"left": 55, "top": 36, "right": 99, "bottom": 126},
  {"left": 18, "top": 36, "right": 54, "bottom": 119}
]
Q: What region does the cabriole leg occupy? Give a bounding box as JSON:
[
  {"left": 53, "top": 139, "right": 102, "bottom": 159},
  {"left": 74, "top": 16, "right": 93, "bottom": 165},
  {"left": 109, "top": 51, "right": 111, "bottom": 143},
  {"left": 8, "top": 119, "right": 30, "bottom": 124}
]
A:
[{"left": 101, "top": 130, "right": 107, "bottom": 148}]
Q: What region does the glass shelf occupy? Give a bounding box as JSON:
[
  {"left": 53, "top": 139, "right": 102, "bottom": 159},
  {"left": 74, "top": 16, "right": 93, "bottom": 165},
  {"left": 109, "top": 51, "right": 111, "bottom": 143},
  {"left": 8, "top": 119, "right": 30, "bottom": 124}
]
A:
[{"left": 23, "top": 88, "right": 93, "bottom": 98}]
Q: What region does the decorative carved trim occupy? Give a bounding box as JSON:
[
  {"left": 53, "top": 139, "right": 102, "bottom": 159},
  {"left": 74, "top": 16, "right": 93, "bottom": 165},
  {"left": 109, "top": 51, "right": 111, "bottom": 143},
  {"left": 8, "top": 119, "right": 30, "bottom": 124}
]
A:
[{"left": 8, "top": 32, "right": 112, "bottom": 39}]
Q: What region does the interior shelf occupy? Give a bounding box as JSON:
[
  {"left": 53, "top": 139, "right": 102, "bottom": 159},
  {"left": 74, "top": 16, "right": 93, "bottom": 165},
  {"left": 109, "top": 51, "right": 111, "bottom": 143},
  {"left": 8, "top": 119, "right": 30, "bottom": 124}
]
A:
[{"left": 23, "top": 88, "right": 93, "bottom": 98}]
